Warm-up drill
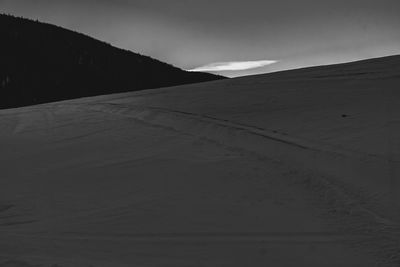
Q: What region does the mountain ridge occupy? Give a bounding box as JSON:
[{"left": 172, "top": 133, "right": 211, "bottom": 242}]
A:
[{"left": 0, "top": 14, "right": 224, "bottom": 109}]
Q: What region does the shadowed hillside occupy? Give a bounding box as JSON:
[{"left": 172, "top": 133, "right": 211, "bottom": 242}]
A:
[
  {"left": 0, "top": 14, "right": 223, "bottom": 109},
  {"left": 0, "top": 55, "right": 399, "bottom": 266}
]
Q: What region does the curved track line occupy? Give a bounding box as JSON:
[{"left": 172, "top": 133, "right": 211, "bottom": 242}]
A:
[{"left": 85, "top": 102, "right": 396, "bottom": 163}]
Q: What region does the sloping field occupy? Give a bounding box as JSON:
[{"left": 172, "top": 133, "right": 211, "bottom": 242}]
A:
[{"left": 0, "top": 56, "right": 399, "bottom": 266}]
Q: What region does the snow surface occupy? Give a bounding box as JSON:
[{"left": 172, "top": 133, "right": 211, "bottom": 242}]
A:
[{"left": 0, "top": 56, "right": 399, "bottom": 266}]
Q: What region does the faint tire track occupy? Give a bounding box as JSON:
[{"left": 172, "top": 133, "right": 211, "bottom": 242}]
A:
[{"left": 81, "top": 101, "right": 400, "bottom": 266}]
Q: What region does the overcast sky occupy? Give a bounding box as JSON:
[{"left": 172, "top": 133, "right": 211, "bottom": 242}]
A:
[{"left": 1, "top": 0, "right": 399, "bottom": 77}]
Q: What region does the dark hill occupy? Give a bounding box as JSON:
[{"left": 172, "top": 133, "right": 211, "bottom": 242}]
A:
[{"left": 0, "top": 14, "right": 223, "bottom": 109}]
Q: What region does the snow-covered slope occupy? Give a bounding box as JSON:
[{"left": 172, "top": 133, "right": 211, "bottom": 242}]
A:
[{"left": 0, "top": 55, "right": 399, "bottom": 266}]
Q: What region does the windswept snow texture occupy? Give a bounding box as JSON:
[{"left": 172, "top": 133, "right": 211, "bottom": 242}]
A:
[{"left": 0, "top": 55, "right": 400, "bottom": 266}]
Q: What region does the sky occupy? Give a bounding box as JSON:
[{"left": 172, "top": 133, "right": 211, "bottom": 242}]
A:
[{"left": 1, "top": 0, "right": 399, "bottom": 77}]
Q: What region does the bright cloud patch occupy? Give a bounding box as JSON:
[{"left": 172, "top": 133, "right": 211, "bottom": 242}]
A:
[{"left": 188, "top": 60, "right": 278, "bottom": 72}]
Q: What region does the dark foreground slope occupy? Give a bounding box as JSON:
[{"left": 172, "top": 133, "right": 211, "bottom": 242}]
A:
[
  {"left": 0, "top": 14, "right": 223, "bottom": 109},
  {"left": 0, "top": 55, "right": 399, "bottom": 266}
]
